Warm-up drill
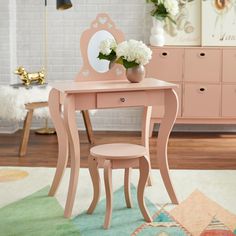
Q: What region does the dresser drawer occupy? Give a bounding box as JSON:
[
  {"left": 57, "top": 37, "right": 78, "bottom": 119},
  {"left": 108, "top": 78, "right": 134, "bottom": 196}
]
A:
[
  {"left": 184, "top": 49, "right": 221, "bottom": 83},
  {"left": 151, "top": 84, "right": 182, "bottom": 118},
  {"left": 97, "top": 91, "right": 148, "bottom": 108},
  {"left": 222, "top": 49, "right": 236, "bottom": 83},
  {"left": 222, "top": 85, "right": 236, "bottom": 116},
  {"left": 146, "top": 48, "right": 183, "bottom": 82},
  {"left": 183, "top": 84, "right": 221, "bottom": 117}
]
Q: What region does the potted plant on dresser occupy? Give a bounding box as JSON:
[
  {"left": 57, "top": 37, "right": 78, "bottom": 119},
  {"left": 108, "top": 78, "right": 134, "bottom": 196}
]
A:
[{"left": 147, "top": 0, "right": 179, "bottom": 46}]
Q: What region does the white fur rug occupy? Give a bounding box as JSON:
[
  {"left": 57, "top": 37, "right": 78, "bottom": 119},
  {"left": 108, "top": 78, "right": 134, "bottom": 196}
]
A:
[
  {"left": 0, "top": 85, "right": 97, "bottom": 122},
  {"left": 0, "top": 85, "right": 51, "bottom": 121}
]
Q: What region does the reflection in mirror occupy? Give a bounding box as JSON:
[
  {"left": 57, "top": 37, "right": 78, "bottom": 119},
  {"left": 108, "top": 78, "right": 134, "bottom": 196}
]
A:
[{"left": 88, "top": 30, "right": 116, "bottom": 73}]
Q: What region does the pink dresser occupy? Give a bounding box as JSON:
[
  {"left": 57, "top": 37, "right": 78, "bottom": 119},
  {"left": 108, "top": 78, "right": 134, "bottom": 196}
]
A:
[{"left": 146, "top": 46, "right": 236, "bottom": 134}]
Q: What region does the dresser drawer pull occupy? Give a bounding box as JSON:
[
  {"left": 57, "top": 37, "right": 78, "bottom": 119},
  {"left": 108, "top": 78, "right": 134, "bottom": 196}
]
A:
[
  {"left": 120, "top": 97, "right": 126, "bottom": 102},
  {"left": 199, "top": 52, "right": 205, "bottom": 57},
  {"left": 199, "top": 87, "right": 207, "bottom": 93},
  {"left": 162, "top": 52, "right": 168, "bottom": 56}
]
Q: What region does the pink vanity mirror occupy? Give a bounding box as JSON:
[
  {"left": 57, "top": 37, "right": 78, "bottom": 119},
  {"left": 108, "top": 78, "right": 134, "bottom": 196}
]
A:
[{"left": 76, "top": 13, "right": 126, "bottom": 81}]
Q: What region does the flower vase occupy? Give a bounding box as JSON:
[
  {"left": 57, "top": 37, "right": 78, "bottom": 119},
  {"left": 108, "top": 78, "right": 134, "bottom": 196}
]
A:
[
  {"left": 149, "top": 18, "right": 165, "bottom": 47},
  {"left": 126, "top": 65, "right": 145, "bottom": 83}
]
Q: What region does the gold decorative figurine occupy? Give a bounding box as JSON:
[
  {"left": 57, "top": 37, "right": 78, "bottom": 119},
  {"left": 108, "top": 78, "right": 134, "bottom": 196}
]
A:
[{"left": 15, "top": 66, "right": 46, "bottom": 86}]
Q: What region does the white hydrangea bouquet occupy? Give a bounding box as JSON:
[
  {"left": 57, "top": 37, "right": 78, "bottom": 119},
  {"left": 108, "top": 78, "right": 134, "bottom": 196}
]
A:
[
  {"left": 116, "top": 40, "right": 152, "bottom": 69},
  {"left": 116, "top": 40, "right": 152, "bottom": 83},
  {"left": 98, "top": 38, "right": 117, "bottom": 62},
  {"left": 98, "top": 39, "right": 152, "bottom": 82},
  {"left": 146, "top": 0, "right": 179, "bottom": 23}
]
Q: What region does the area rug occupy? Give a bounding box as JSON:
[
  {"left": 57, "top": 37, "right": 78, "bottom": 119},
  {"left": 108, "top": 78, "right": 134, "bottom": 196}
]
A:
[{"left": 0, "top": 167, "right": 236, "bottom": 236}]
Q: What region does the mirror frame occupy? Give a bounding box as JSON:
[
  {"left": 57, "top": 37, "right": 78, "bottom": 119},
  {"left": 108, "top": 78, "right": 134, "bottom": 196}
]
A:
[{"left": 75, "top": 13, "right": 126, "bottom": 81}]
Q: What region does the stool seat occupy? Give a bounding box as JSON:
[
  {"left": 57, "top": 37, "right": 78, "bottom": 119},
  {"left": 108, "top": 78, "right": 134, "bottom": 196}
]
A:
[{"left": 90, "top": 143, "right": 147, "bottom": 159}]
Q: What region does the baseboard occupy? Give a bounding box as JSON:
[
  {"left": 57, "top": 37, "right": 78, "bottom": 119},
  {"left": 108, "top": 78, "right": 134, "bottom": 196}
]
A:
[{"left": 0, "top": 120, "right": 19, "bottom": 134}]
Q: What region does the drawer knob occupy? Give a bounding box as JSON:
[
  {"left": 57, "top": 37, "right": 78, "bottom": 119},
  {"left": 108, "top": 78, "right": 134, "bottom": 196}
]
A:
[
  {"left": 200, "top": 52, "right": 205, "bottom": 57},
  {"left": 120, "top": 97, "right": 126, "bottom": 102},
  {"left": 199, "top": 87, "right": 205, "bottom": 92},
  {"left": 162, "top": 52, "right": 168, "bottom": 56}
]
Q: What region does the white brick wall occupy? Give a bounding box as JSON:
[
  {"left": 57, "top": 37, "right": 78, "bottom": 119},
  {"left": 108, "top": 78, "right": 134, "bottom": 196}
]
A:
[
  {"left": 0, "top": 2, "right": 10, "bottom": 84},
  {"left": 16, "top": 0, "right": 147, "bottom": 81},
  {"left": 0, "top": 0, "right": 148, "bottom": 133}
]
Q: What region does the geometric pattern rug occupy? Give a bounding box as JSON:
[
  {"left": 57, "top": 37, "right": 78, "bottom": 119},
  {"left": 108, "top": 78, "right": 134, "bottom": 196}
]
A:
[
  {"left": 133, "top": 190, "right": 236, "bottom": 236},
  {"left": 0, "top": 167, "right": 236, "bottom": 236}
]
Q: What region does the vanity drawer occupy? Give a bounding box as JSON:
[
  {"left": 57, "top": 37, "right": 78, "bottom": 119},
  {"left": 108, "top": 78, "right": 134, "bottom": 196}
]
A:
[
  {"left": 146, "top": 48, "right": 184, "bottom": 82},
  {"left": 183, "top": 84, "right": 221, "bottom": 117},
  {"left": 97, "top": 91, "right": 148, "bottom": 108},
  {"left": 222, "top": 85, "right": 236, "bottom": 116},
  {"left": 222, "top": 49, "right": 236, "bottom": 83},
  {"left": 184, "top": 49, "right": 221, "bottom": 83}
]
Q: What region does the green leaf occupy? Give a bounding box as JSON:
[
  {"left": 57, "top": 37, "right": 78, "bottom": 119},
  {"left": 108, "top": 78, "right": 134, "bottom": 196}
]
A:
[
  {"left": 147, "top": 1, "right": 172, "bottom": 21},
  {"left": 97, "top": 50, "right": 117, "bottom": 62},
  {"left": 109, "top": 50, "right": 117, "bottom": 61},
  {"left": 98, "top": 52, "right": 110, "bottom": 61},
  {"left": 155, "top": 15, "right": 166, "bottom": 21},
  {"left": 115, "top": 57, "right": 124, "bottom": 65},
  {"left": 122, "top": 59, "right": 139, "bottom": 69}
]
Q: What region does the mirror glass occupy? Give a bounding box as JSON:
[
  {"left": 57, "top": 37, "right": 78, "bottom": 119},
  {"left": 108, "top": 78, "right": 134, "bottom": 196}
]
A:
[{"left": 88, "top": 30, "right": 115, "bottom": 73}]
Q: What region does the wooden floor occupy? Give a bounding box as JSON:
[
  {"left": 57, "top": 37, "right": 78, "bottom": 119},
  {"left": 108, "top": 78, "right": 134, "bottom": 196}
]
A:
[{"left": 0, "top": 130, "right": 236, "bottom": 169}]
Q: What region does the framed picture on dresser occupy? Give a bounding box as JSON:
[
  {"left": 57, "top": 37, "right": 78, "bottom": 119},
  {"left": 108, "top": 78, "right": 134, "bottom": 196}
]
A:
[
  {"left": 202, "top": 0, "right": 236, "bottom": 46},
  {"left": 164, "top": 0, "right": 201, "bottom": 46}
]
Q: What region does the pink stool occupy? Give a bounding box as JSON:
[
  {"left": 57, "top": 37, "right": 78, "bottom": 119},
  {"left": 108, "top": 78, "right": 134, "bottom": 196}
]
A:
[{"left": 87, "top": 143, "right": 153, "bottom": 229}]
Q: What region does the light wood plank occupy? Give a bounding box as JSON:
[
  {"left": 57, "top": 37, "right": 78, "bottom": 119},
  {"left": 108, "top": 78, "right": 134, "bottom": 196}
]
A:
[{"left": 19, "top": 110, "right": 34, "bottom": 157}]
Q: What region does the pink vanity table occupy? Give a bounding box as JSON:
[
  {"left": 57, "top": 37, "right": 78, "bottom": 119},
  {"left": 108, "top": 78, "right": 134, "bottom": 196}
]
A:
[
  {"left": 48, "top": 78, "right": 179, "bottom": 218},
  {"left": 47, "top": 13, "right": 179, "bottom": 218}
]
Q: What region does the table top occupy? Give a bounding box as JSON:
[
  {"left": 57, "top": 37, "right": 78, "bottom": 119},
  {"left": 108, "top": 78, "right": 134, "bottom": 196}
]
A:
[{"left": 49, "top": 78, "right": 177, "bottom": 94}]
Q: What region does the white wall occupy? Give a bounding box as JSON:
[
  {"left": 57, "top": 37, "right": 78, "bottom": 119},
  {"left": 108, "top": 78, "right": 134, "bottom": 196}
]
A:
[
  {"left": 16, "top": 0, "right": 148, "bottom": 82},
  {"left": 0, "top": 2, "right": 10, "bottom": 84},
  {"left": 0, "top": 0, "right": 150, "bottom": 133},
  {"left": 0, "top": 0, "right": 19, "bottom": 132},
  {"left": 1, "top": 0, "right": 235, "bottom": 133}
]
